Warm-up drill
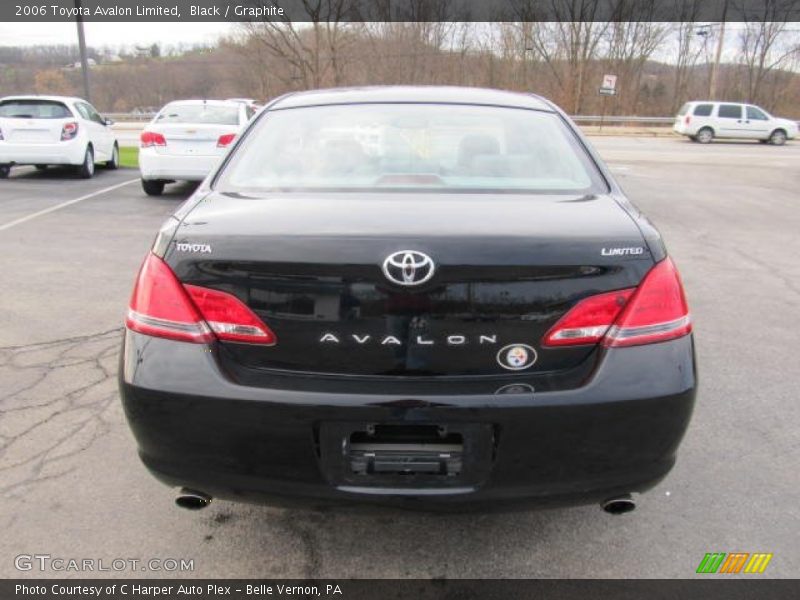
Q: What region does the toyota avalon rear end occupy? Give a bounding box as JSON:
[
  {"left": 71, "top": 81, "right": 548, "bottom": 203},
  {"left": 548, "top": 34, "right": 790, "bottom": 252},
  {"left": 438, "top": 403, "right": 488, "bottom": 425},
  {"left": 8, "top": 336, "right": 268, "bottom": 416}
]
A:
[{"left": 119, "top": 87, "right": 697, "bottom": 512}]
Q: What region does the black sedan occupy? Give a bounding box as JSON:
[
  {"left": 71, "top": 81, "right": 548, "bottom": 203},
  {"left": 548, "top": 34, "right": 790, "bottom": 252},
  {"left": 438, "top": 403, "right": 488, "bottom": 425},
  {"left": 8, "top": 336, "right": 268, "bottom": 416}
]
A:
[{"left": 119, "top": 86, "right": 696, "bottom": 513}]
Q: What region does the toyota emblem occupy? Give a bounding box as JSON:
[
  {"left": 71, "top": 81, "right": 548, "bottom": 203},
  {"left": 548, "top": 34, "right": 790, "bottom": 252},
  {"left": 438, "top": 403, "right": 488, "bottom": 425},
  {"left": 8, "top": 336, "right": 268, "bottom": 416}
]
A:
[{"left": 382, "top": 251, "right": 435, "bottom": 286}]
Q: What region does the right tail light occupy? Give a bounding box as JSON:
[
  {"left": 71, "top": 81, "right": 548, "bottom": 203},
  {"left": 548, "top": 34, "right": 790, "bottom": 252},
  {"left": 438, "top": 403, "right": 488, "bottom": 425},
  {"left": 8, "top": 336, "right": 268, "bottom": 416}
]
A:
[
  {"left": 217, "top": 133, "right": 237, "bottom": 148},
  {"left": 60, "top": 122, "right": 79, "bottom": 141},
  {"left": 543, "top": 258, "right": 691, "bottom": 348}
]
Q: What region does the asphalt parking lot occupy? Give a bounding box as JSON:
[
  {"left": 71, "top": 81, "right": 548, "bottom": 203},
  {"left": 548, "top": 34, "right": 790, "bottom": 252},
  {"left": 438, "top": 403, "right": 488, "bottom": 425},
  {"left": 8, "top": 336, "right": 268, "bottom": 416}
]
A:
[{"left": 1, "top": 137, "right": 799, "bottom": 579}]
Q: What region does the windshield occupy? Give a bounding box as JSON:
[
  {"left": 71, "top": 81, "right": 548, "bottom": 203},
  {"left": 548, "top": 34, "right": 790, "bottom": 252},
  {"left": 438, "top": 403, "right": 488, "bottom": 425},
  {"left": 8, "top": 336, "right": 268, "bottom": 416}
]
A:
[
  {"left": 155, "top": 103, "right": 239, "bottom": 125},
  {"left": 217, "top": 103, "right": 604, "bottom": 193},
  {"left": 0, "top": 100, "right": 72, "bottom": 119}
]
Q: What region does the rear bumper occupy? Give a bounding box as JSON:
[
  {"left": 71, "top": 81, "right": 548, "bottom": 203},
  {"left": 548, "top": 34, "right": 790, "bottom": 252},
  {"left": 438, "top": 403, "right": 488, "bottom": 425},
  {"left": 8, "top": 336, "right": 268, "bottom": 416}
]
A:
[
  {"left": 672, "top": 123, "right": 694, "bottom": 136},
  {"left": 139, "top": 149, "right": 221, "bottom": 181},
  {"left": 118, "top": 331, "right": 697, "bottom": 510},
  {"left": 0, "top": 139, "right": 85, "bottom": 165}
]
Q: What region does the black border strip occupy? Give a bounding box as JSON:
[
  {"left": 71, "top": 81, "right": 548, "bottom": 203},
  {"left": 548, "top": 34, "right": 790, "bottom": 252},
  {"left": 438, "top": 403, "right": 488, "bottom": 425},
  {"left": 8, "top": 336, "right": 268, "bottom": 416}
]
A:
[
  {"left": 4, "top": 579, "right": 800, "bottom": 600},
  {"left": 3, "top": 1, "right": 800, "bottom": 23}
]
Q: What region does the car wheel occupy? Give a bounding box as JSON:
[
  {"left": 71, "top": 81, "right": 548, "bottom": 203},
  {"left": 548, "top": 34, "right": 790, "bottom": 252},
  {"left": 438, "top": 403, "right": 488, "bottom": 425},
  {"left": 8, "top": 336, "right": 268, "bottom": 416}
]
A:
[
  {"left": 77, "top": 146, "right": 95, "bottom": 178},
  {"left": 0, "top": 165, "right": 10, "bottom": 179},
  {"left": 35, "top": 164, "right": 48, "bottom": 171},
  {"left": 696, "top": 127, "right": 714, "bottom": 144},
  {"left": 141, "top": 179, "right": 165, "bottom": 196},
  {"left": 769, "top": 129, "right": 787, "bottom": 146},
  {"left": 106, "top": 144, "right": 120, "bottom": 169}
]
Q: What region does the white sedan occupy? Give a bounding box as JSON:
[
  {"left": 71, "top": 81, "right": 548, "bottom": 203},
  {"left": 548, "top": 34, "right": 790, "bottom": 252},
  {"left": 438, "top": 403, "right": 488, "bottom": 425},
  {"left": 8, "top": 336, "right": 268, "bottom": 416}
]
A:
[
  {"left": 0, "top": 95, "right": 119, "bottom": 178},
  {"left": 139, "top": 100, "right": 252, "bottom": 196}
]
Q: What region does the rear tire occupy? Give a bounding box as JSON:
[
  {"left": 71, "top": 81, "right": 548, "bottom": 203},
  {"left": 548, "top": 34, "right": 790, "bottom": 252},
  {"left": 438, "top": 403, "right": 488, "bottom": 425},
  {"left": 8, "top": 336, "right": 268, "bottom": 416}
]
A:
[
  {"left": 105, "top": 144, "right": 119, "bottom": 169},
  {"left": 141, "top": 179, "right": 165, "bottom": 196},
  {"left": 769, "top": 129, "right": 787, "bottom": 146},
  {"left": 77, "top": 146, "right": 95, "bottom": 178},
  {"left": 0, "top": 165, "right": 10, "bottom": 179},
  {"left": 696, "top": 127, "right": 714, "bottom": 144}
]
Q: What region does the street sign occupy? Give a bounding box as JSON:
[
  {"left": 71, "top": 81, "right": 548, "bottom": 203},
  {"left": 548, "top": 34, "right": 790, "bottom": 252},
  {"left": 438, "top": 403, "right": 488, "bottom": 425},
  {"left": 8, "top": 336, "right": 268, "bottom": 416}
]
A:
[{"left": 599, "top": 73, "right": 617, "bottom": 96}]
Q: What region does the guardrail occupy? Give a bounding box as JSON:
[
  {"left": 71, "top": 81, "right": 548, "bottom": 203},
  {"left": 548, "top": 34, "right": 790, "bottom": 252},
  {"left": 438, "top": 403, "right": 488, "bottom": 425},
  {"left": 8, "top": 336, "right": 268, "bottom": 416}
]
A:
[
  {"left": 572, "top": 116, "right": 674, "bottom": 125},
  {"left": 106, "top": 113, "right": 156, "bottom": 121}
]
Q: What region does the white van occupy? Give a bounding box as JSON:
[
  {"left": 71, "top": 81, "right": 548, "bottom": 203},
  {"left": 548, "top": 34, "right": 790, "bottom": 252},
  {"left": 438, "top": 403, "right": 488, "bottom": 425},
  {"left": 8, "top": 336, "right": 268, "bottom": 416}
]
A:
[{"left": 673, "top": 101, "right": 798, "bottom": 145}]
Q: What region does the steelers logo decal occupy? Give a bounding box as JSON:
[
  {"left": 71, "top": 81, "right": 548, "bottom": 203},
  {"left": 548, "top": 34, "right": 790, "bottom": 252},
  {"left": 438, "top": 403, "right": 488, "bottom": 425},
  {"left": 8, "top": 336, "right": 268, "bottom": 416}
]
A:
[{"left": 497, "top": 344, "right": 538, "bottom": 371}]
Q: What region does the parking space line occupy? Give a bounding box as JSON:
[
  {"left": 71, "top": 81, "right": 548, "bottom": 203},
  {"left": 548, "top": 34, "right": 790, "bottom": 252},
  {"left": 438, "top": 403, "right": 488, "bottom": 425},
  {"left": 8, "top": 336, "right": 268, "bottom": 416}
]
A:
[{"left": 0, "top": 178, "right": 138, "bottom": 232}]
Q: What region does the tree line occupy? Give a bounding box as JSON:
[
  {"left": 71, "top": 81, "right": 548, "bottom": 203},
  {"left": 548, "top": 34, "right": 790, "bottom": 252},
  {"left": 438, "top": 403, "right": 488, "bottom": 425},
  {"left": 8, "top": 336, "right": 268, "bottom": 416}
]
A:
[{"left": 0, "top": 17, "right": 798, "bottom": 118}]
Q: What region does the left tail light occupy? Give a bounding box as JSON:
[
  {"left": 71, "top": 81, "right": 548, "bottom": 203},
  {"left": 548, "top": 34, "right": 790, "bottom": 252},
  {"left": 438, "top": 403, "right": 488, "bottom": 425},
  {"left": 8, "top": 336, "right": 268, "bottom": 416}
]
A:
[
  {"left": 217, "top": 133, "right": 236, "bottom": 148},
  {"left": 684, "top": 115, "right": 691, "bottom": 125},
  {"left": 140, "top": 131, "right": 167, "bottom": 148},
  {"left": 125, "top": 253, "right": 276, "bottom": 345},
  {"left": 61, "top": 122, "right": 79, "bottom": 141},
  {"left": 543, "top": 257, "right": 691, "bottom": 348}
]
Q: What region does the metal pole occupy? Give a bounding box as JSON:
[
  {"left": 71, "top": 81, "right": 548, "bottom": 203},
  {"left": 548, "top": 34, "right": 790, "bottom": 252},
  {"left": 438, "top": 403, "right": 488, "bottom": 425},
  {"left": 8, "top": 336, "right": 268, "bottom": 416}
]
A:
[{"left": 75, "top": 0, "right": 91, "bottom": 101}]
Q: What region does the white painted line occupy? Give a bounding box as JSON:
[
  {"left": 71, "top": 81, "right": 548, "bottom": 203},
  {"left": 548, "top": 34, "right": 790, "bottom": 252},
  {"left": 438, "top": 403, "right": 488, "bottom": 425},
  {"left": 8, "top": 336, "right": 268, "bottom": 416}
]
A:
[{"left": 0, "top": 178, "right": 138, "bottom": 232}]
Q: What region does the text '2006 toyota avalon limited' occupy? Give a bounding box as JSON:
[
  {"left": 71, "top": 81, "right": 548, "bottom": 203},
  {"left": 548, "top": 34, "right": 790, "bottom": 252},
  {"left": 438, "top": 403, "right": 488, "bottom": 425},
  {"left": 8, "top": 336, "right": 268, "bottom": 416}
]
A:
[{"left": 119, "top": 87, "right": 697, "bottom": 513}]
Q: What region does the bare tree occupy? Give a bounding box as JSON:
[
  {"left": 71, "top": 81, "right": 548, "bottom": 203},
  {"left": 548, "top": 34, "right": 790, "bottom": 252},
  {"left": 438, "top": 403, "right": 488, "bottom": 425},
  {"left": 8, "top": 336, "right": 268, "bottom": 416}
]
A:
[
  {"left": 511, "top": 1, "right": 612, "bottom": 113},
  {"left": 736, "top": 0, "right": 800, "bottom": 105},
  {"left": 605, "top": 7, "right": 671, "bottom": 114},
  {"left": 672, "top": 1, "right": 709, "bottom": 110},
  {"left": 238, "top": 0, "right": 355, "bottom": 89}
]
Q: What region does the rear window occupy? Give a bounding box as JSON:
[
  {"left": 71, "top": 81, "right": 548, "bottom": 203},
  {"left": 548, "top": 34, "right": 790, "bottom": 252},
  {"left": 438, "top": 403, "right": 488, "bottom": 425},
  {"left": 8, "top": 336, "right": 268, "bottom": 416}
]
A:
[
  {"left": 677, "top": 103, "right": 691, "bottom": 116},
  {"left": 0, "top": 99, "right": 72, "bottom": 119},
  {"left": 155, "top": 103, "right": 239, "bottom": 126},
  {"left": 693, "top": 104, "right": 713, "bottom": 117},
  {"left": 718, "top": 104, "right": 742, "bottom": 119},
  {"left": 217, "top": 103, "right": 605, "bottom": 194}
]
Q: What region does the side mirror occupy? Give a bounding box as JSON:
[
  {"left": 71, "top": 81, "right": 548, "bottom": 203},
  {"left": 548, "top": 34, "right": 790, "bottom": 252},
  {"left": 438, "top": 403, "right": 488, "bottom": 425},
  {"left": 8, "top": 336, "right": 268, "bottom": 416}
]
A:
[{"left": 104, "top": 118, "right": 115, "bottom": 126}]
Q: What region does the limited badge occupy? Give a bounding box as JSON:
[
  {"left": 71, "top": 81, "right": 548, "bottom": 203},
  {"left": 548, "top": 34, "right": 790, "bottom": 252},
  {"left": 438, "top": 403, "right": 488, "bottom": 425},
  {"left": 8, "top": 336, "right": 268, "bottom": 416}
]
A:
[{"left": 497, "top": 344, "right": 537, "bottom": 371}]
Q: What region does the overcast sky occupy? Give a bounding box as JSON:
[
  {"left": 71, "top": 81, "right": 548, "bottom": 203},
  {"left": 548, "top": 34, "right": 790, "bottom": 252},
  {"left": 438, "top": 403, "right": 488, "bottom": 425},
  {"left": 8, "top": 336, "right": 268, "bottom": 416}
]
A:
[{"left": 0, "top": 22, "right": 233, "bottom": 48}]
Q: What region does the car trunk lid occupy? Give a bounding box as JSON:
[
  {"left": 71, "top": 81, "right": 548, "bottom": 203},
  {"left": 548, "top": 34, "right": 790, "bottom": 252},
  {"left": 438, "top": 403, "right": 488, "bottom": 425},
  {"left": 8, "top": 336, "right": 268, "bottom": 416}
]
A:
[
  {"left": 149, "top": 123, "right": 238, "bottom": 156},
  {"left": 165, "top": 191, "right": 653, "bottom": 377}
]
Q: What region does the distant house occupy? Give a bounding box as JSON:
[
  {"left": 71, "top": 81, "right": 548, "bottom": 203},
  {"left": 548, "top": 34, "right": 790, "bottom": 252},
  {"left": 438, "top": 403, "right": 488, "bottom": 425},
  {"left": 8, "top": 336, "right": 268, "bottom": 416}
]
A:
[{"left": 64, "top": 58, "right": 97, "bottom": 69}]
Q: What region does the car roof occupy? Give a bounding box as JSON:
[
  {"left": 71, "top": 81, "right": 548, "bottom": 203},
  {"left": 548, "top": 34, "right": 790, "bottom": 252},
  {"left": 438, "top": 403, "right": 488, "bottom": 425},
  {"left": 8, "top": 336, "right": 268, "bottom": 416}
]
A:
[
  {"left": 271, "top": 86, "right": 554, "bottom": 112},
  {"left": 687, "top": 100, "right": 752, "bottom": 105},
  {"left": 0, "top": 95, "right": 85, "bottom": 104},
  {"left": 162, "top": 99, "right": 243, "bottom": 108}
]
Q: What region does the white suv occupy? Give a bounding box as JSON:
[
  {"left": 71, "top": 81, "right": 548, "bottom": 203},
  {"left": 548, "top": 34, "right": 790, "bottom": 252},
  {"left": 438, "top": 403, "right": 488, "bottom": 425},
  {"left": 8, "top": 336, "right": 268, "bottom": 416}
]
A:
[
  {"left": 0, "top": 95, "right": 119, "bottom": 178},
  {"left": 673, "top": 101, "right": 798, "bottom": 145}
]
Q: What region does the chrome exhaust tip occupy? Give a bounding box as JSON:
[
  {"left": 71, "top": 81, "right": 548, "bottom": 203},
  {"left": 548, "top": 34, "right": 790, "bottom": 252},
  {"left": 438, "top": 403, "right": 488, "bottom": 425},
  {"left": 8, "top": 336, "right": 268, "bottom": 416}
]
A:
[
  {"left": 601, "top": 494, "right": 636, "bottom": 515},
  {"left": 175, "top": 488, "right": 212, "bottom": 510}
]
